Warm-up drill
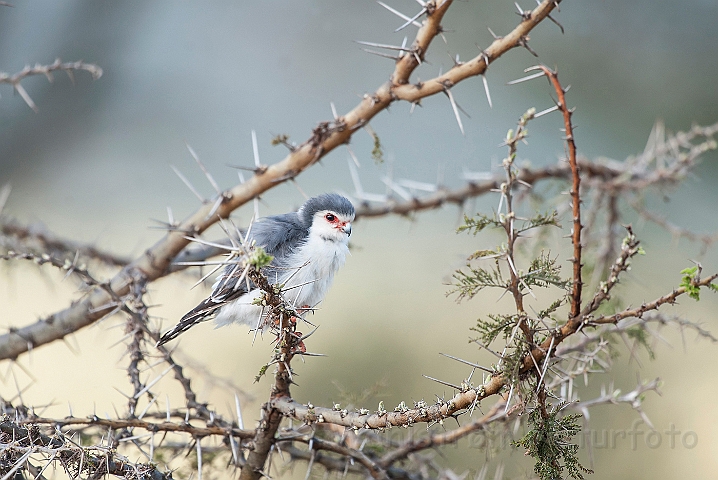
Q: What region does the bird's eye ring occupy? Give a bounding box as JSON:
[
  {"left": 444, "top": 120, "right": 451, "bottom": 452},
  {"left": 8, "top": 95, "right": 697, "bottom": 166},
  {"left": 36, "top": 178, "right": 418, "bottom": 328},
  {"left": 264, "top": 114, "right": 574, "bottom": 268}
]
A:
[{"left": 325, "top": 213, "right": 336, "bottom": 222}]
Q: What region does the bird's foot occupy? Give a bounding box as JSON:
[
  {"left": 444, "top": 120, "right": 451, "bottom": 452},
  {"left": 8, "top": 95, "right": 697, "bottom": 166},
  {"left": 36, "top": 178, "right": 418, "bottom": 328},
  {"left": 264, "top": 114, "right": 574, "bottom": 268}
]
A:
[
  {"left": 272, "top": 331, "right": 307, "bottom": 353},
  {"left": 292, "top": 332, "right": 307, "bottom": 353}
]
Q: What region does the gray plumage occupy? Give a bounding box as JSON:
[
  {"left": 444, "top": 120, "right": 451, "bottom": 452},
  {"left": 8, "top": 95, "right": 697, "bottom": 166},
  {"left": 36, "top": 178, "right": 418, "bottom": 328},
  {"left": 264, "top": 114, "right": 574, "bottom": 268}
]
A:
[{"left": 158, "top": 193, "right": 354, "bottom": 346}]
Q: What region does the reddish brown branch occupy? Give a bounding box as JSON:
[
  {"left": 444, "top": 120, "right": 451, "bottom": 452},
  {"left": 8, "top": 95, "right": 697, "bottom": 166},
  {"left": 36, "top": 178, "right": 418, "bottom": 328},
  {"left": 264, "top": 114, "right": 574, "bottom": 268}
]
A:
[{"left": 536, "top": 66, "right": 582, "bottom": 320}]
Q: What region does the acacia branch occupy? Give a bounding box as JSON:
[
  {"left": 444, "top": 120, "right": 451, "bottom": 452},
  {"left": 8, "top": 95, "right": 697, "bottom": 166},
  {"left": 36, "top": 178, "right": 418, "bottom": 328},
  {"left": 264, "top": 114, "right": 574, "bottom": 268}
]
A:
[
  {"left": 271, "top": 380, "right": 508, "bottom": 431},
  {"left": 589, "top": 273, "right": 718, "bottom": 325},
  {"left": 0, "top": 217, "right": 129, "bottom": 267},
  {"left": 277, "top": 435, "right": 389, "bottom": 480},
  {"left": 537, "top": 65, "right": 582, "bottom": 320},
  {"left": 0, "top": 419, "right": 171, "bottom": 480},
  {"left": 377, "top": 401, "right": 506, "bottom": 468},
  {"left": 18, "top": 416, "right": 254, "bottom": 440},
  {"left": 0, "top": 59, "right": 102, "bottom": 112}
]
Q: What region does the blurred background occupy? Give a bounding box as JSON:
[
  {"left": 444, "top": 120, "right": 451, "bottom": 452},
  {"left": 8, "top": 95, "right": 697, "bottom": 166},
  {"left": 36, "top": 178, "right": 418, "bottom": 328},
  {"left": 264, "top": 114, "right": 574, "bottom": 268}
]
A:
[{"left": 1, "top": 1, "right": 718, "bottom": 478}]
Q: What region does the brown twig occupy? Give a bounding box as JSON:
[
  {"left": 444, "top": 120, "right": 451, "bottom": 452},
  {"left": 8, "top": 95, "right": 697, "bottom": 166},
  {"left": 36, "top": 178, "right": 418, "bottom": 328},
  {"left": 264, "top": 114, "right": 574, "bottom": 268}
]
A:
[
  {"left": 0, "top": 59, "right": 102, "bottom": 112},
  {"left": 0, "top": 217, "right": 129, "bottom": 267},
  {"left": 277, "top": 435, "right": 389, "bottom": 480},
  {"left": 18, "top": 416, "right": 253, "bottom": 440},
  {"left": 239, "top": 268, "right": 300, "bottom": 480},
  {"left": 377, "top": 401, "right": 506, "bottom": 468},
  {"left": 536, "top": 65, "right": 582, "bottom": 321},
  {"left": 589, "top": 273, "right": 718, "bottom": 326}
]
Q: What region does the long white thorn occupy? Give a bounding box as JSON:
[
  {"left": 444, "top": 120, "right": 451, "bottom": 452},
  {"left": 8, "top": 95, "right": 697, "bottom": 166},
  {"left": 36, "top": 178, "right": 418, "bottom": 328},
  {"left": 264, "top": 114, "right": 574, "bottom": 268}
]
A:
[
  {"left": 0, "top": 183, "right": 11, "bottom": 214},
  {"left": 395, "top": 7, "right": 427, "bottom": 32},
  {"left": 235, "top": 393, "right": 244, "bottom": 429},
  {"left": 377, "top": 2, "right": 422, "bottom": 28},
  {"left": 196, "top": 439, "right": 203, "bottom": 480},
  {"left": 171, "top": 165, "right": 205, "bottom": 202},
  {"left": 251, "top": 129, "right": 261, "bottom": 168},
  {"left": 445, "top": 89, "right": 465, "bottom": 135},
  {"left": 482, "top": 75, "right": 493, "bottom": 109},
  {"left": 507, "top": 71, "right": 546, "bottom": 85},
  {"left": 186, "top": 143, "right": 221, "bottom": 194},
  {"left": 346, "top": 145, "right": 361, "bottom": 167}
]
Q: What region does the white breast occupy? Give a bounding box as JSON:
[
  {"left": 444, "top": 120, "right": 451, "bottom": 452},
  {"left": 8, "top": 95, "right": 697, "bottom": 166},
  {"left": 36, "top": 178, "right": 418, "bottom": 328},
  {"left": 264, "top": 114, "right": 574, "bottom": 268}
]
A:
[
  {"left": 213, "top": 230, "right": 349, "bottom": 328},
  {"left": 281, "top": 233, "right": 349, "bottom": 309}
]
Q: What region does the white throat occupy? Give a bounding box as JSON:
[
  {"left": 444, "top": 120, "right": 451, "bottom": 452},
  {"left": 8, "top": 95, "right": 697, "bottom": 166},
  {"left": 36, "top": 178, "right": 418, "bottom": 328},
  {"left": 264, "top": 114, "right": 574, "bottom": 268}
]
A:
[{"left": 282, "top": 226, "right": 350, "bottom": 308}]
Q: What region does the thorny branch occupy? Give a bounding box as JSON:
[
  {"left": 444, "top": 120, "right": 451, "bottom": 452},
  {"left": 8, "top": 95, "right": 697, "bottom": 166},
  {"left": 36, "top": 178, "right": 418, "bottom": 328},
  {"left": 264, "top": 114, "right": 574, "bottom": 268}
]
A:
[
  {"left": 537, "top": 66, "right": 582, "bottom": 322},
  {"left": 0, "top": 217, "right": 129, "bottom": 267},
  {"left": 0, "top": 59, "right": 102, "bottom": 112},
  {"left": 0, "top": 416, "right": 171, "bottom": 480}
]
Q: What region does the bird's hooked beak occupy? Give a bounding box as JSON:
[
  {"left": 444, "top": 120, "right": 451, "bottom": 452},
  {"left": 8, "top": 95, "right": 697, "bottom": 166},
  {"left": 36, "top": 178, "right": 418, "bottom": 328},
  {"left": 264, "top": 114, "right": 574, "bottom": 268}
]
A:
[{"left": 342, "top": 222, "right": 352, "bottom": 236}]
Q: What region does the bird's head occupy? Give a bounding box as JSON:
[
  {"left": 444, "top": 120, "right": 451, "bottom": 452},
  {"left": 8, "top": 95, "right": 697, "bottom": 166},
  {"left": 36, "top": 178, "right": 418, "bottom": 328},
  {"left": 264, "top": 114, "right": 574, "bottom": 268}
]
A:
[{"left": 299, "top": 193, "right": 355, "bottom": 243}]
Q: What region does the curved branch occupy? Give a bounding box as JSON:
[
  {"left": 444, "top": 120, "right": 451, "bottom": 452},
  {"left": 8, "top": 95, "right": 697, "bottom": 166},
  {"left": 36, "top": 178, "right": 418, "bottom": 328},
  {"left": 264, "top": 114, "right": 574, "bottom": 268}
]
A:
[
  {"left": 0, "top": 59, "right": 102, "bottom": 112},
  {"left": 20, "top": 416, "right": 254, "bottom": 440},
  {"left": 1, "top": 217, "right": 129, "bottom": 267},
  {"left": 378, "top": 401, "right": 506, "bottom": 468},
  {"left": 278, "top": 435, "right": 389, "bottom": 480}
]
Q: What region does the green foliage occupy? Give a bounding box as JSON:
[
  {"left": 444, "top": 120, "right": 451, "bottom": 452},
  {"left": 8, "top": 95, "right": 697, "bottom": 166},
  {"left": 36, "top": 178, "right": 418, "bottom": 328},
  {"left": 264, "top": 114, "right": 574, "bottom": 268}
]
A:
[
  {"left": 537, "top": 297, "right": 566, "bottom": 322},
  {"left": 248, "top": 246, "right": 274, "bottom": 269},
  {"left": 513, "top": 405, "right": 593, "bottom": 480},
  {"left": 468, "top": 248, "right": 500, "bottom": 261},
  {"left": 254, "top": 363, "right": 269, "bottom": 383},
  {"left": 451, "top": 251, "right": 568, "bottom": 303},
  {"left": 524, "top": 252, "right": 569, "bottom": 290},
  {"left": 517, "top": 210, "right": 560, "bottom": 234},
  {"left": 678, "top": 266, "right": 718, "bottom": 301},
  {"left": 450, "top": 263, "right": 506, "bottom": 300},
  {"left": 457, "top": 213, "right": 503, "bottom": 235},
  {"left": 471, "top": 313, "right": 520, "bottom": 345},
  {"left": 370, "top": 131, "right": 384, "bottom": 164}
]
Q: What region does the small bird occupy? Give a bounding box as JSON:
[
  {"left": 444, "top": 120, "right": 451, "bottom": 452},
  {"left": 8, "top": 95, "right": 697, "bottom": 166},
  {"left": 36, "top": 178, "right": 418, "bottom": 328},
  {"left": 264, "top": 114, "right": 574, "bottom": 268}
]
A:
[{"left": 158, "top": 193, "right": 355, "bottom": 346}]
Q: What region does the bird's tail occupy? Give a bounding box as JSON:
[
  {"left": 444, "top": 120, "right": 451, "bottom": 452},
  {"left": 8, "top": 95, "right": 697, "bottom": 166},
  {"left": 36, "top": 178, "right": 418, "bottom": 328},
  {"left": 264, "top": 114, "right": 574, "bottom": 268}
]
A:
[{"left": 156, "top": 298, "right": 223, "bottom": 346}]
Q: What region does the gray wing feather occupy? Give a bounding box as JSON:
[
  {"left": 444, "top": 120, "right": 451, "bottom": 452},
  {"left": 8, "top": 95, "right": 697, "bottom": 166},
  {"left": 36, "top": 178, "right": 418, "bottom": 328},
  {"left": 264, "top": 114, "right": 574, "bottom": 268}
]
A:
[{"left": 157, "top": 212, "right": 309, "bottom": 346}]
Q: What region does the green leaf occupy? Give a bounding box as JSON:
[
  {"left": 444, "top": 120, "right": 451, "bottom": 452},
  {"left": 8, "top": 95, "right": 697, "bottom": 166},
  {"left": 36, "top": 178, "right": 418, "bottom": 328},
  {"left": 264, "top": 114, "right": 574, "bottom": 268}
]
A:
[
  {"left": 680, "top": 266, "right": 698, "bottom": 277},
  {"left": 449, "top": 265, "right": 507, "bottom": 300},
  {"left": 457, "top": 213, "right": 502, "bottom": 234},
  {"left": 679, "top": 266, "right": 702, "bottom": 301},
  {"left": 249, "top": 246, "right": 274, "bottom": 269},
  {"left": 517, "top": 210, "right": 560, "bottom": 234},
  {"left": 523, "top": 252, "right": 570, "bottom": 290}
]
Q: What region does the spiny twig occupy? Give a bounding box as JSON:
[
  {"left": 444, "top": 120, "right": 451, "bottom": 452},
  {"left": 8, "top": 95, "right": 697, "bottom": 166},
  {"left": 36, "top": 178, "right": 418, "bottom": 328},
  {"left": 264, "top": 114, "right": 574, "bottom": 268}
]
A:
[{"left": 0, "top": 59, "right": 102, "bottom": 112}]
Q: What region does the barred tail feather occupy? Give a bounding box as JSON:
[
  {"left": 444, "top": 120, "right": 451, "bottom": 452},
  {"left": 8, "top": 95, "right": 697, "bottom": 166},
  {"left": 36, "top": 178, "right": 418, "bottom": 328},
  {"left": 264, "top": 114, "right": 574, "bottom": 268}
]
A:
[{"left": 157, "top": 298, "right": 223, "bottom": 346}]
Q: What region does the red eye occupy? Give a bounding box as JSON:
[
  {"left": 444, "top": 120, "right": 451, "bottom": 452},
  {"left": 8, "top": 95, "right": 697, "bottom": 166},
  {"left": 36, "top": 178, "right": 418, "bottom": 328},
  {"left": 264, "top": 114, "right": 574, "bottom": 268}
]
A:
[{"left": 325, "top": 213, "right": 336, "bottom": 222}]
